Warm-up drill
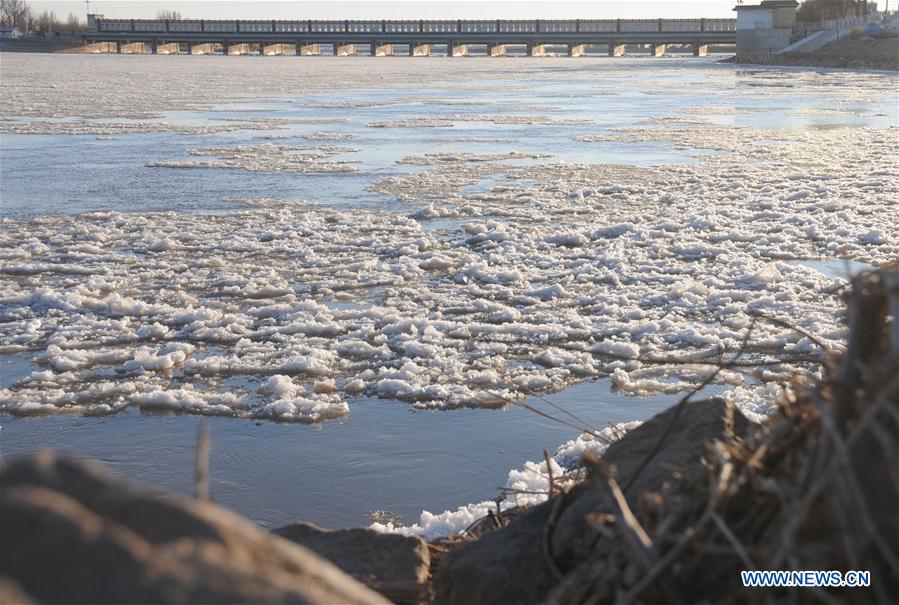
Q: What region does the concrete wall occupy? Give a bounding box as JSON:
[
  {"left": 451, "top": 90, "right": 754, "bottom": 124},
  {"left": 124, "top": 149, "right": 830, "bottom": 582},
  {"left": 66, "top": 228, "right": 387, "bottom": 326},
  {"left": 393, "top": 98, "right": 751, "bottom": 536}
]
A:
[
  {"left": 772, "top": 6, "right": 798, "bottom": 29},
  {"left": 736, "top": 28, "right": 793, "bottom": 59},
  {"left": 737, "top": 9, "right": 775, "bottom": 30}
]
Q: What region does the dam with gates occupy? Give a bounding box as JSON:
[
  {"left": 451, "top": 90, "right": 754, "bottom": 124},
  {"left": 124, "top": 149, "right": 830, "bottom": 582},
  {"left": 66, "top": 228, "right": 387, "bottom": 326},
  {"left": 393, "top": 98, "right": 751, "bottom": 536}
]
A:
[{"left": 84, "top": 15, "right": 737, "bottom": 57}]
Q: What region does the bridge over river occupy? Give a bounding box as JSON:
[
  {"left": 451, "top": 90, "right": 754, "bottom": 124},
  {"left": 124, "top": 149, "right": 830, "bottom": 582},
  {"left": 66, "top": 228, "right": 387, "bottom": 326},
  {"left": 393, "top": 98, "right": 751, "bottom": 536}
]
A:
[{"left": 85, "top": 15, "right": 736, "bottom": 57}]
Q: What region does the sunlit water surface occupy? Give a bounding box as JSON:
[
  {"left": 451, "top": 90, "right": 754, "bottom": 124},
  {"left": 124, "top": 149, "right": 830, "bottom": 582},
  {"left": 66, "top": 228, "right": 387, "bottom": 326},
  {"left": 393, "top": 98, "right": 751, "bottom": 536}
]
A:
[{"left": 1, "top": 55, "right": 895, "bottom": 528}]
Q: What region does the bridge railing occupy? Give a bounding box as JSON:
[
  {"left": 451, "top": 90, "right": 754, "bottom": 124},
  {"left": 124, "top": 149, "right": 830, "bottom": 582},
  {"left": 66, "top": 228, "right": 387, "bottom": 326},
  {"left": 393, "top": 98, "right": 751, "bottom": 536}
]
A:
[
  {"left": 579, "top": 20, "right": 618, "bottom": 32},
  {"left": 618, "top": 19, "right": 658, "bottom": 33},
  {"left": 92, "top": 17, "right": 737, "bottom": 36},
  {"left": 133, "top": 21, "right": 165, "bottom": 32},
  {"left": 703, "top": 18, "right": 737, "bottom": 31},
  {"left": 385, "top": 20, "right": 420, "bottom": 33},
  {"left": 347, "top": 21, "right": 381, "bottom": 33},
  {"left": 459, "top": 20, "right": 496, "bottom": 33},
  {"left": 275, "top": 21, "right": 307, "bottom": 33},
  {"left": 540, "top": 20, "right": 576, "bottom": 32},
  {"left": 310, "top": 21, "right": 345, "bottom": 33},
  {"left": 662, "top": 19, "right": 702, "bottom": 32},
  {"left": 421, "top": 21, "right": 456, "bottom": 33},
  {"left": 500, "top": 20, "right": 537, "bottom": 33},
  {"left": 239, "top": 21, "right": 272, "bottom": 32}
]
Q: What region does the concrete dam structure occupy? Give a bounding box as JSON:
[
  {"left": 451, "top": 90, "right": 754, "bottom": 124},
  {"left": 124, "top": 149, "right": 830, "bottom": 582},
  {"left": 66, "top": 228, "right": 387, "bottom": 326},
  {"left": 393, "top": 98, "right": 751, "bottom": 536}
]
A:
[{"left": 84, "top": 15, "right": 736, "bottom": 57}]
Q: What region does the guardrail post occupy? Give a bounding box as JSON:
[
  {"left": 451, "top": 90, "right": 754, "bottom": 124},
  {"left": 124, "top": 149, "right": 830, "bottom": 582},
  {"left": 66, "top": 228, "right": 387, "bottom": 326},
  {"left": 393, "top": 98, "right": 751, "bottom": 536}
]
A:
[
  {"left": 419, "top": 19, "right": 424, "bottom": 33},
  {"left": 457, "top": 19, "right": 462, "bottom": 33},
  {"left": 165, "top": 20, "right": 170, "bottom": 33},
  {"left": 344, "top": 20, "right": 349, "bottom": 33},
  {"left": 576, "top": 19, "right": 581, "bottom": 33},
  {"left": 658, "top": 18, "right": 663, "bottom": 32},
  {"left": 700, "top": 18, "right": 706, "bottom": 32},
  {"left": 616, "top": 19, "right": 621, "bottom": 33},
  {"left": 496, "top": 19, "right": 501, "bottom": 33}
]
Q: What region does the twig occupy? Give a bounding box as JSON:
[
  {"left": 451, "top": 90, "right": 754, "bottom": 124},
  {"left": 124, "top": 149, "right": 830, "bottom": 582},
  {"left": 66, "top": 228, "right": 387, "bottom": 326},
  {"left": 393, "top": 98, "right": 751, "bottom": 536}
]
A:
[
  {"left": 711, "top": 511, "right": 756, "bottom": 570},
  {"left": 582, "top": 452, "right": 656, "bottom": 567},
  {"left": 195, "top": 420, "right": 210, "bottom": 501},
  {"left": 542, "top": 487, "right": 567, "bottom": 580},
  {"left": 749, "top": 311, "right": 831, "bottom": 351},
  {"left": 544, "top": 449, "right": 556, "bottom": 499},
  {"left": 619, "top": 511, "right": 713, "bottom": 604}
]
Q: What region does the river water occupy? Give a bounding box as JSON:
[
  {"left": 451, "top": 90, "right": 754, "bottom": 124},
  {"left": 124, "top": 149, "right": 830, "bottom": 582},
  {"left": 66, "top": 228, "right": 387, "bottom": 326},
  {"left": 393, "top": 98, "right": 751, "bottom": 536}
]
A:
[{"left": 1, "top": 54, "right": 896, "bottom": 534}]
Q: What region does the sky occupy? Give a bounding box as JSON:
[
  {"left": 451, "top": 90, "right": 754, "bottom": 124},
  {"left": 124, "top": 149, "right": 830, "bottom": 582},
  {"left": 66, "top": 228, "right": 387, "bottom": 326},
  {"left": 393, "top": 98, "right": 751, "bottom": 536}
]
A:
[{"left": 26, "top": 1, "right": 743, "bottom": 21}]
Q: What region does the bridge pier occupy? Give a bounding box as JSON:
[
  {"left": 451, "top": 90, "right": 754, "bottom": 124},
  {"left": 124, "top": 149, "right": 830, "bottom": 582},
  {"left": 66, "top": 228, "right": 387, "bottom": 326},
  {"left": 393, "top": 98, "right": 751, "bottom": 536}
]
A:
[
  {"left": 120, "top": 41, "right": 149, "bottom": 54},
  {"left": 190, "top": 42, "right": 215, "bottom": 55},
  {"left": 374, "top": 43, "right": 395, "bottom": 57},
  {"left": 568, "top": 43, "right": 586, "bottom": 57},
  {"left": 651, "top": 42, "right": 667, "bottom": 57},
  {"left": 608, "top": 43, "right": 626, "bottom": 57},
  {"left": 527, "top": 43, "right": 546, "bottom": 57},
  {"left": 155, "top": 42, "right": 180, "bottom": 55},
  {"left": 82, "top": 41, "right": 115, "bottom": 53},
  {"left": 489, "top": 43, "right": 506, "bottom": 57},
  {"left": 410, "top": 43, "right": 430, "bottom": 57},
  {"left": 693, "top": 42, "right": 709, "bottom": 57},
  {"left": 299, "top": 43, "right": 320, "bottom": 56},
  {"left": 335, "top": 43, "right": 357, "bottom": 57},
  {"left": 263, "top": 43, "right": 292, "bottom": 56},
  {"left": 227, "top": 43, "right": 253, "bottom": 55},
  {"left": 451, "top": 43, "right": 468, "bottom": 57}
]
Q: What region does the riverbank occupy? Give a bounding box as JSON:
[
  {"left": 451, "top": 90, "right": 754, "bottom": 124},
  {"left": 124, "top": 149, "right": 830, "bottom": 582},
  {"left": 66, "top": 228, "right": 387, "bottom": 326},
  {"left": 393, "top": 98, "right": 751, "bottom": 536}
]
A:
[
  {"left": 734, "top": 37, "right": 899, "bottom": 70},
  {"left": 0, "top": 36, "right": 83, "bottom": 53}
]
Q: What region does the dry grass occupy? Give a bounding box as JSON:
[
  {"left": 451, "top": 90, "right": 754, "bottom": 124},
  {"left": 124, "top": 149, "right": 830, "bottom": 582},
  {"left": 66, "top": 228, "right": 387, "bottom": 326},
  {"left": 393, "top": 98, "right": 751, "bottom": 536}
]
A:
[{"left": 546, "top": 266, "right": 899, "bottom": 604}]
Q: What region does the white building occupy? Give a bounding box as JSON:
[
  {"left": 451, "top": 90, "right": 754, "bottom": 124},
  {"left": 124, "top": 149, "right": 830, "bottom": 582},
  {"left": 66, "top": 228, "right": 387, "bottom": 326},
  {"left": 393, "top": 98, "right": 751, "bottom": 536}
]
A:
[{"left": 734, "top": 0, "right": 799, "bottom": 59}]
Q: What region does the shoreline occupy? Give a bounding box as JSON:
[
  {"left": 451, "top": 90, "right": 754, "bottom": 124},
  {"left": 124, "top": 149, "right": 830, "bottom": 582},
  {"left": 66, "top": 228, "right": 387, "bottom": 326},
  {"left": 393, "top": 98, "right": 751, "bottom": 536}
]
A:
[
  {"left": 729, "top": 37, "right": 899, "bottom": 71},
  {"left": 3, "top": 266, "right": 896, "bottom": 604}
]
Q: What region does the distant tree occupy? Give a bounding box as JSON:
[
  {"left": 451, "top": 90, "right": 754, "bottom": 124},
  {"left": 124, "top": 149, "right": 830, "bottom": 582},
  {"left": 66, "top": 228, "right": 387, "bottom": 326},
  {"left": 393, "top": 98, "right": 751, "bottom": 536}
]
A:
[
  {"left": 796, "top": 0, "right": 868, "bottom": 21},
  {"left": 156, "top": 9, "right": 183, "bottom": 20},
  {"left": 33, "top": 9, "right": 57, "bottom": 32},
  {"left": 1, "top": 1, "right": 81, "bottom": 32},
  {"left": 65, "top": 12, "right": 84, "bottom": 31},
  {"left": 0, "top": 0, "right": 27, "bottom": 28}
]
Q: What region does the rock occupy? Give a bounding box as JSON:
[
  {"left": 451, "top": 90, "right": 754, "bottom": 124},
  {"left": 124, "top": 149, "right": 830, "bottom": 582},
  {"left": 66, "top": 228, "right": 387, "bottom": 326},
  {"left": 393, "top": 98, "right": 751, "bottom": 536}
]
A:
[
  {"left": 551, "top": 396, "right": 751, "bottom": 567},
  {"left": 0, "top": 451, "right": 391, "bottom": 605},
  {"left": 432, "top": 499, "right": 557, "bottom": 605},
  {"left": 273, "top": 522, "right": 430, "bottom": 604},
  {"left": 0, "top": 577, "right": 37, "bottom": 605},
  {"left": 432, "top": 398, "right": 752, "bottom": 605}
]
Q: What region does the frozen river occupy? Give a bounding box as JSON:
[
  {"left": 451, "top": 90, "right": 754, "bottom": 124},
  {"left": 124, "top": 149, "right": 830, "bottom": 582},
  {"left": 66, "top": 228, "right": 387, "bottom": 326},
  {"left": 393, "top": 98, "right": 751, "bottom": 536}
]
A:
[{"left": 1, "top": 54, "right": 896, "bottom": 534}]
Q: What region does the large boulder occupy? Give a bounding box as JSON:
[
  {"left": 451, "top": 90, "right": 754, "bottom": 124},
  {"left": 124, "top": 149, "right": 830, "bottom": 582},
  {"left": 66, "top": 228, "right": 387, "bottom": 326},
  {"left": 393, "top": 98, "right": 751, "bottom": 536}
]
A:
[
  {"left": 0, "top": 451, "right": 391, "bottom": 605},
  {"left": 273, "top": 522, "right": 430, "bottom": 604},
  {"left": 432, "top": 398, "right": 752, "bottom": 605}
]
